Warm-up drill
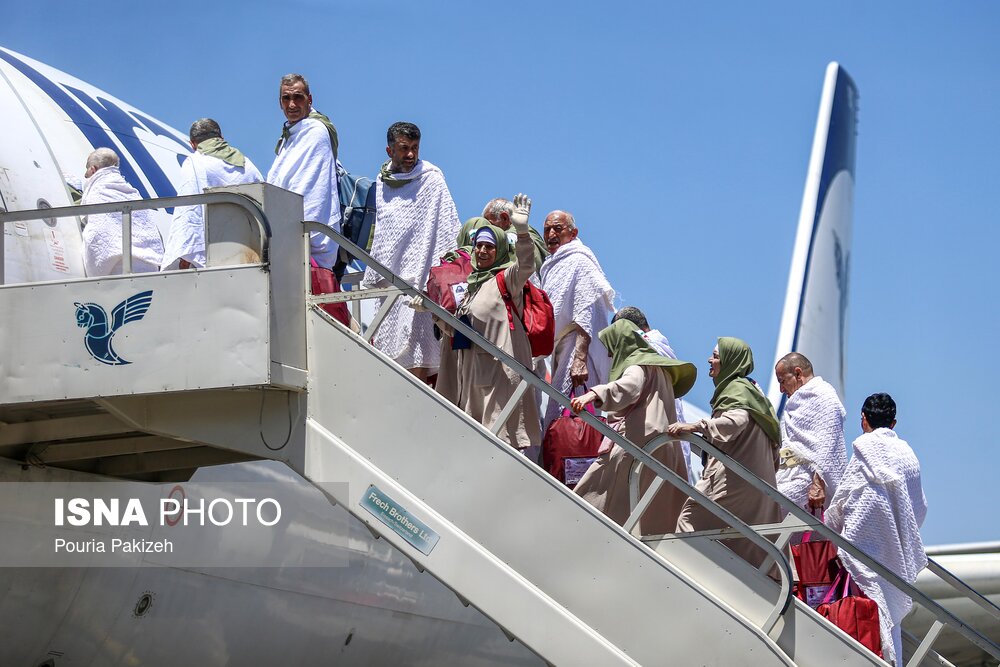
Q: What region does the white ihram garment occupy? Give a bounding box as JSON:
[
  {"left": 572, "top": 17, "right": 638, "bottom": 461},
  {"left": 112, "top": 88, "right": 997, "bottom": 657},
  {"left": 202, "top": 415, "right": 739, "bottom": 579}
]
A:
[
  {"left": 80, "top": 166, "right": 163, "bottom": 276},
  {"left": 267, "top": 116, "right": 341, "bottom": 268},
  {"left": 361, "top": 160, "right": 460, "bottom": 371},
  {"left": 161, "top": 152, "right": 263, "bottom": 269},
  {"left": 539, "top": 238, "right": 615, "bottom": 427},
  {"left": 826, "top": 428, "right": 928, "bottom": 666},
  {"left": 775, "top": 376, "right": 848, "bottom": 511}
]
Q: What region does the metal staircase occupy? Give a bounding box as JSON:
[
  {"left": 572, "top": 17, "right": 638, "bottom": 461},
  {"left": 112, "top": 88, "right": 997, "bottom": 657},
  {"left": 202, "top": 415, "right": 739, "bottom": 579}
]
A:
[{"left": 1, "top": 184, "right": 997, "bottom": 666}]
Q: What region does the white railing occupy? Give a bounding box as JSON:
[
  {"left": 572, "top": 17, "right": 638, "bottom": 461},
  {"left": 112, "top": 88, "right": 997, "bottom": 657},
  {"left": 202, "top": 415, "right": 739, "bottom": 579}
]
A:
[
  {"left": 0, "top": 192, "right": 271, "bottom": 285},
  {"left": 314, "top": 222, "right": 1000, "bottom": 665},
  {"left": 305, "top": 222, "right": 795, "bottom": 634}
]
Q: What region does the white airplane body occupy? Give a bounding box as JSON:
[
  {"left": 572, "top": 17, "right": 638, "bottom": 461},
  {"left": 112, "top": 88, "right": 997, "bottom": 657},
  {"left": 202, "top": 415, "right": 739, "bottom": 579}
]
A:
[{"left": 0, "top": 47, "right": 996, "bottom": 666}]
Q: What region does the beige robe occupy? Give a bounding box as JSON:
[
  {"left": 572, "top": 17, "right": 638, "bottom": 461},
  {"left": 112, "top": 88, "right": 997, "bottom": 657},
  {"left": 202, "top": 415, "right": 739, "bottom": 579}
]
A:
[
  {"left": 437, "top": 232, "right": 541, "bottom": 449},
  {"left": 574, "top": 365, "right": 689, "bottom": 535},
  {"left": 675, "top": 408, "right": 782, "bottom": 565}
]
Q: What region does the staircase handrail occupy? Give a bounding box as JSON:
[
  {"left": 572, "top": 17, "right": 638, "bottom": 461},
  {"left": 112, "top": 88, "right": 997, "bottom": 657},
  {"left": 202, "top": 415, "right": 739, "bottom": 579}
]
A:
[
  {"left": 647, "top": 431, "right": 1000, "bottom": 663},
  {"left": 0, "top": 192, "right": 272, "bottom": 285},
  {"left": 305, "top": 222, "right": 795, "bottom": 635}
]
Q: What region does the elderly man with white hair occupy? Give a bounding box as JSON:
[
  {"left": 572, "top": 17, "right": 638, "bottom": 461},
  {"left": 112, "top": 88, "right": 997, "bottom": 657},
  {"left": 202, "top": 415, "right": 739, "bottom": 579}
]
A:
[
  {"left": 80, "top": 148, "right": 164, "bottom": 276},
  {"left": 773, "top": 351, "right": 848, "bottom": 513},
  {"left": 481, "top": 197, "right": 548, "bottom": 275},
  {"left": 539, "top": 210, "right": 615, "bottom": 428},
  {"left": 161, "top": 118, "right": 263, "bottom": 270}
]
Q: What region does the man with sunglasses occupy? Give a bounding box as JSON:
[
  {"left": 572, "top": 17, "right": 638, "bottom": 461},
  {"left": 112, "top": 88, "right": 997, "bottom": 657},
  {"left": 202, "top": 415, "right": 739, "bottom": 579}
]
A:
[{"left": 267, "top": 73, "right": 341, "bottom": 269}]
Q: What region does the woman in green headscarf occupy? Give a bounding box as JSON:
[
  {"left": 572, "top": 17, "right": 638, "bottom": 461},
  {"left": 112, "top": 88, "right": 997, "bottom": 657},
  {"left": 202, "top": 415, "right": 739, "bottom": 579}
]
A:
[
  {"left": 434, "top": 195, "right": 542, "bottom": 453},
  {"left": 667, "top": 337, "right": 783, "bottom": 565},
  {"left": 569, "top": 318, "right": 698, "bottom": 535}
]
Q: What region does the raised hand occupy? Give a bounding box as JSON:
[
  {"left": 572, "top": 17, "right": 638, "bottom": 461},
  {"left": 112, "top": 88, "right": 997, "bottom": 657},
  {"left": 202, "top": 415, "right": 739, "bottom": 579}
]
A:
[{"left": 511, "top": 192, "right": 532, "bottom": 231}]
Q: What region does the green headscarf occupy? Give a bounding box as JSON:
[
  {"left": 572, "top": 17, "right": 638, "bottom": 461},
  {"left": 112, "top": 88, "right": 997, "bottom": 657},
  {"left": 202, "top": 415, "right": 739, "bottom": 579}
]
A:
[
  {"left": 451, "top": 218, "right": 549, "bottom": 273},
  {"left": 196, "top": 137, "right": 245, "bottom": 168},
  {"left": 597, "top": 319, "right": 697, "bottom": 397},
  {"left": 709, "top": 337, "right": 781, "bottom": 446},
  {"left": 275, "top": 110, "right": 339, "bottom": 157},
  {"left": 455, "top": 216, "right": 490, "bottom": 252},
  {"left": 463, "top": 223, "right": 514, "bottom": 299}
]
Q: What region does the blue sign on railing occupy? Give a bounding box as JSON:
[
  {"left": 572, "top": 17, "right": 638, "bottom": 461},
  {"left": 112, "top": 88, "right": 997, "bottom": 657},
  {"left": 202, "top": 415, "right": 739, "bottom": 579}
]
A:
[{"left": 361, "top": 485, "right": 440, "bottom": 555}]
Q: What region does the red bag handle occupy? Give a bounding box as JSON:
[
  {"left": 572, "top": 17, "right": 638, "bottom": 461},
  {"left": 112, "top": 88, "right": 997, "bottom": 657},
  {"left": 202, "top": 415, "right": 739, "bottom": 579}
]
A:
[
  {"left": 822, "top": 564, "right": 853, "bottom": 605},
  {"left": 801, "top": 507, "right": 824, "bottom": 543},
  {"left": 496, "top": 271, "right": 520, "bottom": 331},
  {"left": 562, "top": 385, "right": 594, "bottom": 417}
]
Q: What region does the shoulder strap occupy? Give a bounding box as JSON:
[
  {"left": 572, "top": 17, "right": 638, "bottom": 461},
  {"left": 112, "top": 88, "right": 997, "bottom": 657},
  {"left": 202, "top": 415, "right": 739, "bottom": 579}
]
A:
[
  {"left": 496, "top": 270, "right": 510, "bottom": 299},
  {"left": 496, "top": 271, "right": 520, "bottom": 331}
]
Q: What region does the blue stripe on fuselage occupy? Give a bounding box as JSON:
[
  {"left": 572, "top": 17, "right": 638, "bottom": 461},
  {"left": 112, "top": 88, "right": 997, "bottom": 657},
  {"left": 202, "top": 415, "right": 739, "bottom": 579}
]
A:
[{"left": 0, "top": 49, "right": 188, "bottom": 206}]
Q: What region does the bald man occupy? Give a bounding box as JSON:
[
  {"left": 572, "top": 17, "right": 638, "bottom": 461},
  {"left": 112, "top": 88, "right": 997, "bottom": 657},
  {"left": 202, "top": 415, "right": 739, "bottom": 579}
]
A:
[
  {"left": 80, "top": 148, "right": 163, "bottom": 276},
  {"left": 538, "top": 210, "right": 615, "bottom": 428},
  {"left": 774, "top": 352, "right": 848, "bottom": 512}
]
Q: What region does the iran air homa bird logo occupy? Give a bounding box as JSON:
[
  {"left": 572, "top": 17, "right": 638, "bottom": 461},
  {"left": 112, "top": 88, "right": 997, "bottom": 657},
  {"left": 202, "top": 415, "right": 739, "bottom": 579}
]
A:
[{"left": 74, "top": 290, "right": 154, "bottom": 365}]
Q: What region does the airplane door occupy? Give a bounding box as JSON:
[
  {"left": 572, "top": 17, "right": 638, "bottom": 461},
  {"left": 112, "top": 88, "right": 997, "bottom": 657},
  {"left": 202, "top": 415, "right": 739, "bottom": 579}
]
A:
[{"left": 0, "top": 58, "right": 86, "bottom": 283}]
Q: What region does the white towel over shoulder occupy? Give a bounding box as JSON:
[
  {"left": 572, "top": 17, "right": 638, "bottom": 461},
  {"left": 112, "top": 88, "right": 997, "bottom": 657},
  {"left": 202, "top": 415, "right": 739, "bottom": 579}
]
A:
[
  {"left": 361, "top": 160, "right": 460, "bottom": 370},
  {"left": 826, "top": 428, "right": 928, "bottom": 666},
  {"left": 267, "top": 116, "right": 341, "bottom": 268},
  {"left": 80, "top": 166, "right": 163, "bottom": 276},
  {"left": 776, "top": 375, "right": 848, "bottom": 509},
  {"left": 539, "top": 238, "right": 615, "bottom": 343},
  {"left": 162, "top": 152, "right": 263, "bottom": 269},
  {"left": 540, "top": 238, "right": 615, "bottom": 426}
]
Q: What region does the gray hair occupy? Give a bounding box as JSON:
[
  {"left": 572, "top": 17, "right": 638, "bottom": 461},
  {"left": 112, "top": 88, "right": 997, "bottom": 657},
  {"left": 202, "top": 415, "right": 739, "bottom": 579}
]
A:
[
  {"left": 482, "top": 198, "right": 514, "bottom": 221},
  {"left": 612, "top": 306, "right": 650, "bottom": 330},
  {"left": 279, "top": 73, "right": 310, "bottom": 95},
  {"left": 189, "top": 118, "right": 222, "bottom": 143},
  {"left": 546, "top": 210, "right": 576, "bottom": 229},
  {"left": 86, "top": 148, "right": 119, "bottom": 171}
]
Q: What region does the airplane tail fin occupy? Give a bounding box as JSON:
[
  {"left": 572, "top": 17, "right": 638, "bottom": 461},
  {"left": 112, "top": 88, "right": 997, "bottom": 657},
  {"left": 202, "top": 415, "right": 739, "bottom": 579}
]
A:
[{"left": 767, "top": 63, "right": 860, "bottom": 414}]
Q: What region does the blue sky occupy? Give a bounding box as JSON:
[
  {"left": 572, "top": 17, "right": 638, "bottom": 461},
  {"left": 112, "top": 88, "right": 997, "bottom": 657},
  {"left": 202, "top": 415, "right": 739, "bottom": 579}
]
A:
[{"left": 5, "top": 2, "right": 998, "bottom": 545}]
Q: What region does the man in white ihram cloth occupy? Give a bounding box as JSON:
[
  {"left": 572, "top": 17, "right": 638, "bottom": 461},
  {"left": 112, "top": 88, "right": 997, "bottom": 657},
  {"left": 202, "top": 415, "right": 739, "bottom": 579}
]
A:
[
  {"left": 773, "top": 352, "right": 848, "bottom": 513},
  {"left": 361, "top": 122, "right": 461, "bottom": 381},
  {"left": 161, "top": 118, "right": 263, "bottom": 270},
  {"left": 267, "top": 73, "right": 341, "bottom": 269},
  {"left": 80, "top": 148, "right": 163, "bottom": 276},
  {"left": 826, "top": 392, "right": 928, "bottom": 666},
  {"left": 538, "top": 210, "right": 615, "bottom": 428}
]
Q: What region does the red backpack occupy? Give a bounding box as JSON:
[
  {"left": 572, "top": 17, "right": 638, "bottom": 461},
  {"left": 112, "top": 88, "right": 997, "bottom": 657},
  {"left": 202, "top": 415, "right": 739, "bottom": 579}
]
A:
[
  {"left": 496, "top": 271, "right": 555, "bottom": 357},
  {"left": 426, "top": 250, "right": 473, "bottom": 313}
]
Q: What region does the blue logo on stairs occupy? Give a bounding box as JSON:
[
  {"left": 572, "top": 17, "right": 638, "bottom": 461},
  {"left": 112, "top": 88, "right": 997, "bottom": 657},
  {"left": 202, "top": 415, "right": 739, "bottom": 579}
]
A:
[{"left": 74, "top": 290, "right": 154, "bottom": 366}]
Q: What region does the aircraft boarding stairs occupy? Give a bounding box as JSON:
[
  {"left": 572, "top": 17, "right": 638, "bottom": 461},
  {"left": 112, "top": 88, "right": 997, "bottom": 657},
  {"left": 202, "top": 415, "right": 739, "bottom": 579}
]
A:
[{"left": 1, "top": 184, "right": 997, "bottom": 667}]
